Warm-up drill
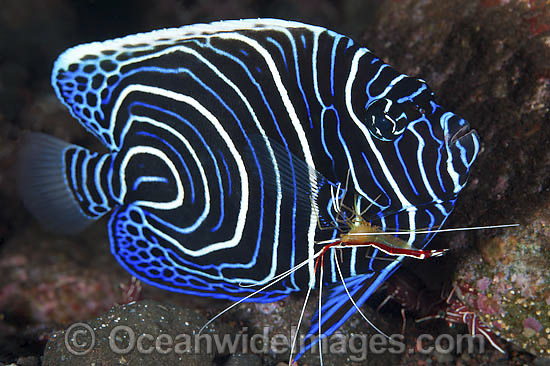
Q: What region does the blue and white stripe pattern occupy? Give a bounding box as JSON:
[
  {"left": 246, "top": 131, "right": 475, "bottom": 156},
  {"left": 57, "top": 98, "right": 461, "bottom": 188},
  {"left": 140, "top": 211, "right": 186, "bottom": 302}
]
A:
[{"left": 18, "top": 19, "right": 479, "bottom": 351}]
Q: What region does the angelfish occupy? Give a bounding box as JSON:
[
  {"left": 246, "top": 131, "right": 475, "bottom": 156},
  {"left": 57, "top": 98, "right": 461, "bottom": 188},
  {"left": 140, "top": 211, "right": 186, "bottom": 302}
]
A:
[{"left": 17, "top": 19, "right": 479, "bottom": 358}]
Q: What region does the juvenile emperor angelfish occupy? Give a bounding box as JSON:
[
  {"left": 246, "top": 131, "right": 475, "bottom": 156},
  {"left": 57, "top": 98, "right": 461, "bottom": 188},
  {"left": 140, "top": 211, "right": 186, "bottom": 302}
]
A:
[{"left": 17, "top": 19, "right": 479, "bottom": 352}]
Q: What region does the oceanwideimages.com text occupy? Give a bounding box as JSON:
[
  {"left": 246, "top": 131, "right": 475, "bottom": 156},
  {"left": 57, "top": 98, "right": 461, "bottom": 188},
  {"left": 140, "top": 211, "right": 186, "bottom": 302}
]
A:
[{"left": 65, "top": 322, "right": 487, "bottom": 361}]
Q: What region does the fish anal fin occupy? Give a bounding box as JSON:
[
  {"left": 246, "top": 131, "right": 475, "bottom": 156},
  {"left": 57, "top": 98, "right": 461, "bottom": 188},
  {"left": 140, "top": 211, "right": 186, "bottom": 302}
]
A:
[{"left": 293, "top": 273, "right": 386, "bottom": 360}]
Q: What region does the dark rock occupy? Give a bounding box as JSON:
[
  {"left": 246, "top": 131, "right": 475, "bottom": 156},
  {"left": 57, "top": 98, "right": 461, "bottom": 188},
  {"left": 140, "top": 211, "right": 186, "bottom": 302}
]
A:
[
  {"left": 42, "top": 300, "right": 215, "bottom": 366},
  {"left": 455, "top": 209, "right": 550, "bottom": 356},
  {"left": 229, "top": 294, "right": 402, "bottom": 366},
  {"left": 0, "top": 226, "right": 126, "bottom": 325},
  {"left": 16, "top": 356, "right": 40, "bottom": 366},
  {"left": 223, "top": 353, "right": 262, "bottom": 366}
]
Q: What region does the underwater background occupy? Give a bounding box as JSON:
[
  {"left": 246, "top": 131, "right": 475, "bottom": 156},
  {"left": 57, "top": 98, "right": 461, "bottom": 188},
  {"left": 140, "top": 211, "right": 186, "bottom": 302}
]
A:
[{"left": 0, "top": 0, "right": 549, "bottom": 365}]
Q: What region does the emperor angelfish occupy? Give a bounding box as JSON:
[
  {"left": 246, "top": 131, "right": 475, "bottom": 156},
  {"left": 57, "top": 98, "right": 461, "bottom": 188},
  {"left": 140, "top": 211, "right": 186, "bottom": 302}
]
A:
[{"left": 17, "top": 19, "right": 479, "bottom": 353}]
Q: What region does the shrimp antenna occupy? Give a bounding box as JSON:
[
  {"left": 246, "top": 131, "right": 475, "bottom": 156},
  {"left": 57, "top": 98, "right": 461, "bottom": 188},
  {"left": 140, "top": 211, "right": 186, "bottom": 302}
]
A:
[
  {"left": 289, "top": 279, "right": 314, "bottom": 365},
  {"left": 199, "top": 249, "right": 324, "bottom": 335},
  {"left": 345, "top": 223, "right": 519, "bottom": 237},
  {"left": 334, "top": 250, "right": 391, "bottom": 339},
  {"left": 318, "top": 259, "right": 325, "bottom": 366}
]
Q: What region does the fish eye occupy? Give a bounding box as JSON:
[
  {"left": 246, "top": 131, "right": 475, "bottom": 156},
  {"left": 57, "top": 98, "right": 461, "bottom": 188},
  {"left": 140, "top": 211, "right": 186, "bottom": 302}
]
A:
[{"left": 364, "top": 98, "right": 408, "bottom": 141}]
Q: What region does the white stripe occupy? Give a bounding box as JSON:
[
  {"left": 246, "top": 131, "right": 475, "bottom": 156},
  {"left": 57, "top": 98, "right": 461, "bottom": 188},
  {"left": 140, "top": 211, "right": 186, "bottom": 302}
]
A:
[
  {"left": 349, "top": 247, "right": 357, "bottom": 276},
  {"left": 441, "top": 112, "right": 462, "bottom": 193},
  {"left": 112, "top": 84, "right": 249, "bottom": 257},
  {"left": 311, "top": 30, "right": 326, "bottom": 107},
  {"left": 80, "top": 151, "right": 95, "bottom": 210},
  {"left": 345, "top": 50, "right": 413, "bottom": 211},
  {"left": 215, "top": 32, "right": 319, "bottom": 288},
  {"left": 94, "top": 153, "right": 110, "bottom": 211},
  {"left": 142, "top": 44, "right": 282, "bottom": 285},
  {"left": 132, "top": 115, "right": 209, "bottom": 233},
  {"left": 119, "top": 145, "right": 184, "bottom": 210},
  {"left": 409, "top": 122, "right": 443, "bottom": 205}
]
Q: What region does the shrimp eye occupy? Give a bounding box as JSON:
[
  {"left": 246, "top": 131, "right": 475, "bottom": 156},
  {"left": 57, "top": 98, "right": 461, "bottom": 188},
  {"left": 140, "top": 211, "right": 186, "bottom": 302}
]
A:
[{"left": 365, "top": 98, "right": 408, "bottom": 141}]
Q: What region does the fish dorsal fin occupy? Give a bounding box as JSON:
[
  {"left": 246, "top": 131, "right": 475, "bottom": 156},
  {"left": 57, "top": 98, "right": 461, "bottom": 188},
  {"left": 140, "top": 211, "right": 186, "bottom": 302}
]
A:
[{"left": 51, "top": 19, "right": 326, "bottom": 149}]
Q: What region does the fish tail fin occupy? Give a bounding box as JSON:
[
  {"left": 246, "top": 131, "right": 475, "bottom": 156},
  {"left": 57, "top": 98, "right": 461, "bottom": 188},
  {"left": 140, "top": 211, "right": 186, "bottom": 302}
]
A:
[{"left": 17, "top": 132, "right": 114, "bottom": 234}]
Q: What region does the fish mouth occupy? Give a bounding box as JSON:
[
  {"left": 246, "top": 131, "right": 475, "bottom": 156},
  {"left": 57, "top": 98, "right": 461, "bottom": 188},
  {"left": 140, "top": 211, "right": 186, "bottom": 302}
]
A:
[
  {"left": 450, "top": 126, "right": 476, "bottom": 146},
  {"left": 451, "top": 128, "right": 478, "bottom": 145},
  {"left": 447, "top": 120, "right": 475, "bottom": 147},
  {"left": 446, "top": 118, "right": 480, "bottom": 170}
]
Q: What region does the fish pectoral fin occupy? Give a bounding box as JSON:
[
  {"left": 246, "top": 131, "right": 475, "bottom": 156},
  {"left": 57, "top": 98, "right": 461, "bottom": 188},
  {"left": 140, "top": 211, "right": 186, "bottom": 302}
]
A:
[{"left": 245, "top": 134, "right": 341, "bottom": 227}]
